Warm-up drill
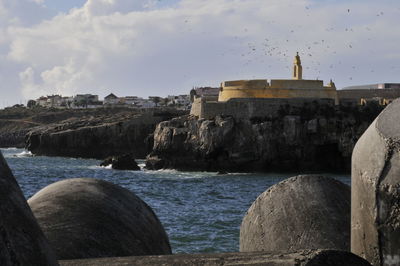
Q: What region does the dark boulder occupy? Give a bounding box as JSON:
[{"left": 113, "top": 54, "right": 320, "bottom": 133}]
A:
[
  {"left": 100, "top": 154, "right": 140, "bottom": 170},
  {"left": 28, "top": 178, "right": 172, "bottom": 260},
  {"left": 0, "top": 151, "right": 58, "bottom": 265},
  {"left": 240, "top": 175, "right": 350, "bottom": 252}
]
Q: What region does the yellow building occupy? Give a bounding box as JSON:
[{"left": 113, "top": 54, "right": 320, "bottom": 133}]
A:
[{"left": 218, "top": 53, "right": 338, "bottom": 104}]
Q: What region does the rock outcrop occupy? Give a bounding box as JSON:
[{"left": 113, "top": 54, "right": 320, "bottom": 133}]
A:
[
  {"left": 25, "top": 110, "right": 185, "bottom": 159},
  {"left": 351, "top": 98, "right": 400, "bottom": 266},
  {"left": 0, "top": 151, "right": 58, "bottom": 265},
  {"left": 28, "top": 178, "right": 172, "bottom": 260},
  {"left": 146, "top": 103, "right": 383, "bottom": 172},
  {"left": 100, "top": 154, "right": 141, "bottom": 170},
  {"left": 240, "top": 175, "right": 350, "bottom": 252}
]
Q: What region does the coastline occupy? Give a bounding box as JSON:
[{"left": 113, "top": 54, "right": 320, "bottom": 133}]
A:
[{"left": 2, "top": 147, "right": 350, "bottom": 254}]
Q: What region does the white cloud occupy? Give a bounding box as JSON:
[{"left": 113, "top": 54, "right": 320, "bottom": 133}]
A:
[
  {"left": 83, "top": 0, "right": 159, "bottom": 16},
  {"left": 0, "top": 0, "right": 399, "bottom": 105},
  {"left": 29, "top": 0, "right": 44, "bottom": 5}
]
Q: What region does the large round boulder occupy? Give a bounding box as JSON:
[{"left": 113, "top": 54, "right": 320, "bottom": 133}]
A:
[
  {"left": 240, "top": 175, "right": 350, "bottom": 252},
  {"left": 352, "top": 98, "right": 400, "bottom": 265},
  {"left": 28, "top": 178, "right": 171, "bottom": 260}
]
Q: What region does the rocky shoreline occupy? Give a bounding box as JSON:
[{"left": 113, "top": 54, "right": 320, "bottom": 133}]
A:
[
  {"left": 146, "top": 103, "right": 384, "bottom": 172},
  {"left": 2, "top": 100, "right": 399, "bottom": 265},
  {"left": 22, "top": 108, "right": 186, "bottom": 159},
  {"left": 0, "top": 103, "right": 384, "bottom": 173}
]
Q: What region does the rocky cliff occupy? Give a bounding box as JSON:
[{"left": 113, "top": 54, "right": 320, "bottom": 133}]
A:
[
  {"left": 146, "top": 102, "right": 384, "bottom": 172},
  {"left": 0, "top": 106, "right": 144, "bottom": 148},
  {"left": 25, "top": 109, "right": 186, "bottom": 159}
]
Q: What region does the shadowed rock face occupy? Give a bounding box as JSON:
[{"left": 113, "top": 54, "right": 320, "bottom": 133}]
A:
[
  {"left": 28, "top": 178, "right": 172, "bottom": 260},
  {"left": 352, "top": 98, "right": 400, "bottom": 266},
  {"left": 240, "top": 175, "right": 350, "bottom": 253},
  {"left": 0, "top": 151, "right": 58, "bottom": 266},
  {"left": 25, "top": 110, "right": 187, "bottom": 159},
  {"left": 25, "top": 113, "right": 161, "bottom": 159},
  {"left": 146, "top": 103, "right": 383, "bottom": 172}
]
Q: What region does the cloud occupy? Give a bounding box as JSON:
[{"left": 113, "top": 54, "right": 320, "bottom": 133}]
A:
[
  {"left": 1, "top": 0, "right": 399, "bottom": 104},
  {"left": 0, "top": 0, "right": 52, "bottom": 26},
  {"left": 82, "top": 0, "right": 159, "bottom": 16},
  {"left": 29, "top": 0, "right": 45, "bottom": 5}
]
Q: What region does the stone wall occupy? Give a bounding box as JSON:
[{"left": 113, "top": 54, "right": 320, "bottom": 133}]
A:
[
  {"left": 219, "top": 79, "right": 338, "bottom": 103},
  {"left": 191, "top": 98, "right": 335, "bottom": 120},
  {"left": 218, "top": 88, "right": 338, "bottom": 103}
]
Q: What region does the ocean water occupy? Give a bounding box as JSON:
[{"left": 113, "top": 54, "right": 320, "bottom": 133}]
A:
[{"left": 1, "top": 148, "right": 350, "bottom": 254}]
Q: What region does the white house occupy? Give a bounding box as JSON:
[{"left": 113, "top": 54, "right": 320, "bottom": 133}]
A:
[{"left": 103, "top": 93, "right": 119, "bottom": 105}]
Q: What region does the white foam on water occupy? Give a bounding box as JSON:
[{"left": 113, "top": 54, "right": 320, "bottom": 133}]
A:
[
  {"left": 14, "top": 150, "right": 33, "bottom": 158},
  {"left": 100, "top": 164, "right": 112, "bottom": 169},
  {"left": 2, "top": 147, "right": 18, "bottom": 150}
]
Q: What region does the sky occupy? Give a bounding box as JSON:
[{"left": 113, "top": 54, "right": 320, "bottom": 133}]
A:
[{"left": 0, "top": 0, "right": 399, "bottom": 107}]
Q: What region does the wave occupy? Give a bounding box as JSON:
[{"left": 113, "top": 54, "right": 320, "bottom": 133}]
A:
[
  {"left": 89, "top": 164, "right": 113, "bottom": 170},
  {"left": 2, "top": 147, "right": 18, "bottom": 150},
  {"left": 13, "top": 150, "right": 34, "bottom": 158}
]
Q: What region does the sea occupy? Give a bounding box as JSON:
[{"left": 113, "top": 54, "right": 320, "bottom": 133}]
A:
[{"left": 1, "top": 147, "right": 351, "bottom": 254}]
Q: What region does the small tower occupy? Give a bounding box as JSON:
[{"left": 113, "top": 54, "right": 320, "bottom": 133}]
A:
[
  {"left": 293, "top": 52, "right": 303, "bottom": 80},
  {"left": 327, "top": 79, "right": 336, "bottom": 88}
]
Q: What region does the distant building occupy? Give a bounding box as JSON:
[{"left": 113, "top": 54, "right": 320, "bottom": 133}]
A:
[
  {"left": 36, "top": 96, "right": 48, "bottom": 107},
  {"left": 190, "top": 87, "right": 220, "bottom": 102},
  {"left": 137, "top": 98, "right": 156, "bottom": 108},
  {"left": 218, "top": 53, "right": 338, "bottom": 104},
  {"left": 36, "top": 95, "right": 64, "bottom": 108},
  {"left": 338, "top": 83, "right": 400, "bottom": 106},
  {"left": 148, "top": 96, "right": 162, "bottom": 107},
  {"left": 61, "top": 96, "right": 74, "bottom": 108},
  {"left": 103, "top": 93, "right": 119, "bottom": 105},
  {"left": 120, "top": 96, "right": 139, "bottom": 105},
  {"left": 191, "top": 53, "right": 338, "bottom": 119},
  {"left": 167, "top": 95, "right": 191, "bottom": 109},
  {"left": 72, "top": 94, "right": 100, "bottom": 108}
]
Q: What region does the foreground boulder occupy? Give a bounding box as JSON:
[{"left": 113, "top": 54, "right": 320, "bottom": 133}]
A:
[
  {"left": 59, "top": 250, "right": 371, "bottom": 266},
  {"left": 240, "top": 175, "right": 350, "bottom": 252},
  {"left": 28, "top": 178, "right": 171, "bottom": 260},
  {"left": 352, "top": 98, "right": 400, "bottom": 265},
  {"left": 100, "top": 154, "right": 140, "bottom": 170},
  {"left": 0, "top": 151, "right": 58, "bottom": 265}
]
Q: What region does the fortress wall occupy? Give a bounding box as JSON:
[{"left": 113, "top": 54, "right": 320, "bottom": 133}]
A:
[
  {"left": 194, "top": 98, "right": 334, "bottom": 119},
  {"left": 223, "top": 80, "right": 268, "bottom": 88},
  {"left": 269, "top": 79, "right": 324, "bottom": 89},
  {"left": 219, "top": 88, "right": 337, "bottom": 103}
]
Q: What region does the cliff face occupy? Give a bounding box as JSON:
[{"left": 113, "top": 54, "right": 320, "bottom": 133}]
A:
[
  {"left": 25, "top": 110, "right": 186, "bottom": 159},
  {"left": 146, "top": 103, "right": 384, "bottom": 172},
  {"left": 0, "top": 107, "right": 147, "bottom": 148},
  {"left": 0, "top": 121, "right": 32, "bottom": 148}
]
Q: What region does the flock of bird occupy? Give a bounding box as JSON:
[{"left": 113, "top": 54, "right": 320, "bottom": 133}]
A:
[{"left": 181, "top": 5, "right": 398, "bottom": 83}]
